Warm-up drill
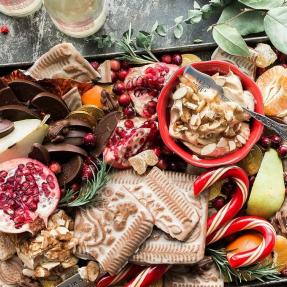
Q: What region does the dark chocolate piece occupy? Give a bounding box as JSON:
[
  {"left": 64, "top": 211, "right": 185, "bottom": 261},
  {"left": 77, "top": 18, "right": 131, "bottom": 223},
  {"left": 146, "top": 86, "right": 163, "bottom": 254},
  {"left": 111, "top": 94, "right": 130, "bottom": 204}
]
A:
[
  {"left": 45, "top": 143, "right": 88, "bottom": 157},
  {"left": 0, "top": 119, "right": 14, "bottom": 138},
  {"left": 0, "top": 79, "right": 7, "bottom": 89},
  {"left": 91, "top": 111, "right": 121, "bottom": 157},
  {"left": 62, "top": 130, "right": 86, "bottom": 146},
  {"left": 28, "top": 143, "right": 50, "bottom": 165},
  {"left": 0, "top": 87, "right": 20, "bottom": 106},
  {"left": 66, "top": 130, "right": 86, "bottom": 138},
  {"left": 57, "top": 155, "right": 83, "bottom": 186},
  {"left": 68, "top": 119, "right": 92, "bottom": 130},
  {"left": 0, "top": 105, "right": 39, "bottom": 121},
  {"left": 8, "top": 80, "right": 46, "bottom": 102},
  {"left": 100, "top": 90, "right": 119, "bottom": 112},
  {"left": 31, "top": 92, "right": 70, "bottom": 120}
]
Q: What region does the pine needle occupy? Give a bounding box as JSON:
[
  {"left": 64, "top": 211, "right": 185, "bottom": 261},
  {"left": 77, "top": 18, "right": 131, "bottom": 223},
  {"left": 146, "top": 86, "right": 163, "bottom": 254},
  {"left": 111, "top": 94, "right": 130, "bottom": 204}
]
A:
[
  {"left": 207, "top": 248, "right": 281, "bottom": 283},
  {"left": 59, "top": 161, "right": 108, "bottom": 208}
]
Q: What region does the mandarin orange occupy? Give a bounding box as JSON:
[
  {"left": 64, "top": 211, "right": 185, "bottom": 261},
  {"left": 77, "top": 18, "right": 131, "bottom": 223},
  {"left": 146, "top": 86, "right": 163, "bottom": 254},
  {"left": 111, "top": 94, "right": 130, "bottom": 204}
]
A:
[
  {"left": 81, "top": 85, "right": 103, "bottom": 108},
  {"left": 274, "top": 235, "right": 287, "bottom": 271}
]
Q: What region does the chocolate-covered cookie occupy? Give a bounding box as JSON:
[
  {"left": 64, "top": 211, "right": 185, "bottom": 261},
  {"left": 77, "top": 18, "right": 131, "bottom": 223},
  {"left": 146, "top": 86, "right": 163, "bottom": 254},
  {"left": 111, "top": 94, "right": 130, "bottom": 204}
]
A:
[
  {"left": 0, "top": 119, "right": 14, "bottom": 139},
  {"left": 0, "top": 87, "right": 20, "bottom": 106},
  {"left": 45, "top": 143, "right": 88, "bottom": 157},
  {"left": 28, "top": 143, "right": 50, "bottom": 165},
  {"left": 31, "top": 92, "right": 70, "bottom": 120},
  {"left": 0, "top": 105, "right": 39, "bottom": 121},
  {"left": 8, "top": 80, "right": 46, "bottom": 102},
  {"left": 66, "top": 111, "right": 97, "bottom": 127}
]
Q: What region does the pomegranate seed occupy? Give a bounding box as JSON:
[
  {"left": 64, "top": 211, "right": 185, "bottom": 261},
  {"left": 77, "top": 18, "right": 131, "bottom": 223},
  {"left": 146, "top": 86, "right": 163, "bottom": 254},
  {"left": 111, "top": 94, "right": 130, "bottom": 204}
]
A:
[
  {"left": 172, "top": 54, "right": 182, "bottom": 66},
  {"left": 123, "top": 106, "right": 135, "bottom": 118},
  {"left": 113, "top": 82, "right": 126, "bottom": 95},
  {"left": 161, "top": 54, "right": 172, "bottom": 64},
  {"left": 71, "top": 183, "right": 81, "bottom": 192},
  {"left": 82, "top": 133, "right": 97, "bottom": 148},
  {"left": 29, "top": 203, "right": 37, "bottom": 212},
  {"left": 158, "top": 76, "right": 165, "bottom": 84},
  {"left": 278, "top": 145, "right": 287, "bottom": 158},
  {"left": 118, "top": 93, "right": 131, "bottom": 106},
  {"left": 144, "top": 73, "right": 153, "bottom": 80},
  {"left": 147, "top": 105, "right": 156, "bottom": 115},
  {"left": 118, "top": 69, "right": 129, "bottom": 81},
  {"left": 124, "top": 119, "right": 134, "bottom": 129},
  {"left": 90, "top": 61, "right": 99, "bottom": 70},
  {"left": 212, "top": 196, "right": 225, "bottom": 210},
  {"left": 111, "top": 60, "right": 121, "bottom": 72},
  {"left": 22, "top": 195, "right": 28, "bottom": 202},
  {"left": 26, "top": 162, "right": 34, "bottom": 169},
  {"left": 270, "top": 134, "right": 282, "bottom": 148},
  {"left": 0, "top": 25, "right": 9, "bottom": 34},
  {"left": 156, "top": 159, "right": 168, "bottom": 170},
  {"left": 0, "top": 171, "right": 7, "bottom": 178},
  {"left": 46, "top": 175, "right": 54, "bottom": 183},
  {"left": 18, "top": 164, "right": 24, "bottom": 170},
  {"left": 145, "top": 67, "right": 157, "bottom": 75},
  {"left": 42, "top": 183, "right": 48, "bottom": 191},
  {"left": 260, "top": 136, "right": 271, "bottom": 149},
  {"left": 164, "top": 66, "right": 169, "bottom": 73},
  {"left": 48, "top": 161, "right": 62, "bottom": 175},
  {"left": 48, "top": 181, "right": 55, "bottom": 189}
]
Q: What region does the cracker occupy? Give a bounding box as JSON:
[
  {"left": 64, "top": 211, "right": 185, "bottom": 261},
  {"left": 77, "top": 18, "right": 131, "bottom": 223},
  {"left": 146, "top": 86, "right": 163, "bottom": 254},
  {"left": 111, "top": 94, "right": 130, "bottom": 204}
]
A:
[{"left": 74, "top": 185, "right": 154, "bottom": 275}]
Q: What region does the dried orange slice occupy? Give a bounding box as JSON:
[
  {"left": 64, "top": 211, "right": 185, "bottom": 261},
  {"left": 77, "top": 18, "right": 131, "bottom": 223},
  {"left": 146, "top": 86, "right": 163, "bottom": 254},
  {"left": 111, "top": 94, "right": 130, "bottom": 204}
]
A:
[
  {"left": 81, "top": 85, "right": 103, "bottom": 108},
  {"left": 181, "top": 54, "right": 202, "bottom": 67},
  {"left": 274, "top": 235, "right": 287, "bottom": 271}
]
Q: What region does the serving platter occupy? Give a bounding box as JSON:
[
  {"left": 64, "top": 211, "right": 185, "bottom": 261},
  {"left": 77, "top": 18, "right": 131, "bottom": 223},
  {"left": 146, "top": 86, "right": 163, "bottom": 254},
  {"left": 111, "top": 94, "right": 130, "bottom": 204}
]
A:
[{"left": 1, "top": 35, "right": 287, "bottom": 287}]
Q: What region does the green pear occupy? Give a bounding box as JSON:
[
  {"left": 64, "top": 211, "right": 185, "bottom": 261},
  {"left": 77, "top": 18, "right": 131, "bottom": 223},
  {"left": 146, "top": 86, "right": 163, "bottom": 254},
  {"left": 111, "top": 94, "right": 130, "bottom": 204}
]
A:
[
  {"left": 0, "top": 119, "right": 48, "bottom": 162},
  {"left": 247, "top": 148, "right": 285, "bottom": 218}
]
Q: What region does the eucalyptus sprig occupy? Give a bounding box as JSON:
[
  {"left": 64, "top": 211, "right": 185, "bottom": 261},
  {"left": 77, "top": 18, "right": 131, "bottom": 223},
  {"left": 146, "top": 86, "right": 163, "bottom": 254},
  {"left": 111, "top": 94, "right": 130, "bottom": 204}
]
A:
[
  {"left": 208, "top": 248, "right": 281, "bottom": 283},
  {"left": 59, "top": 161, "right": 108, "bottom": 208}
]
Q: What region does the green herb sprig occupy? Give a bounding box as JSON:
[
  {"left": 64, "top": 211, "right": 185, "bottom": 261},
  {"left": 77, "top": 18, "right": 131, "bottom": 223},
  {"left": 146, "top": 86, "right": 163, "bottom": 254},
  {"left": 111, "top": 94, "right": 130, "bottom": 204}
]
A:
[
  {"left": 208, "top": 248, "right": 281, "bottom": 283},
  {"left": 59, "top": 161, "right": 108, "bottom": 208}
]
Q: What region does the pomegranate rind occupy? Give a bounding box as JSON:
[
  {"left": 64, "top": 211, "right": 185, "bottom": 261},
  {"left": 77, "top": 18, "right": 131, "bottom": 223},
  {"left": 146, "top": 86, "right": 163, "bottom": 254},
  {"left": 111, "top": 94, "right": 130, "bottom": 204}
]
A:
[{"left": 0, "top": 158, "right": 60, "bottom": 234}]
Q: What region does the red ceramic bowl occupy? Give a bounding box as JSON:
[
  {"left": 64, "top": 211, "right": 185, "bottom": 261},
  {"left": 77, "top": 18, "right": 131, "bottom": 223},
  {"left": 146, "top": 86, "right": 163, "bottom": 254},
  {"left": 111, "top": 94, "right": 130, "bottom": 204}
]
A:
[{"left": 157, "top": 60, "right": 264, "bottom": 168}]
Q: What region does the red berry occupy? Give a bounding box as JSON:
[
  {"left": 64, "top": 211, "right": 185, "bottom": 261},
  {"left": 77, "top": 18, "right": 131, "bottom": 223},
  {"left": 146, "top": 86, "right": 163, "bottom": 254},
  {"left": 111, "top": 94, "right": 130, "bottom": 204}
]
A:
[
  {"left": 124, "top": 119, "right": 134, "bottom": 129},
  {"left": 212, "top": 196, "right": 225, "bottom": 210},
  {"left": 90, "top": 61, "right": 99, "bottom": 70},
  {"left": 71, "top": 183, "right": 81, "bottom": 192},
  {"left": 121, "top": 61, "right": 130, "bottom": 69},
  {"left": 270, "top": 134, "right": 282, "bottom": 148},
  {"left": 156, "top": 159, "right": 168, "bottom": 170},
  {"left": 81, "top": 164, "right": 94, "bottom": 181},
  {"left": 48, "top": 161, "right": 62, "bottom": 175},
  {"left": 82, "top": 133, "right": 96, "bottom": 147},
  {"left": 123, "top": 106, "right": 135, "bottom": 118},
  {"left": 145, "top": 67, "right": 157, "bottom": 75},
  {"left": 153, "top": 147, "right": 161, "bottom": 157},
  {"left": 110, "top": 60, "right": 121, "bottom": 72},
  {"left": 143, "top": 107, "right": 152, "bottom": 118},
  {"left": 172, "top": 54, "right": 182, "bottom": 66},
  {"left": 0, "top": 25, "right": 9, "bottom": 34},
  {"left": 113, "top": 82, "right": 126, "bottom": 95},
  {"left": 111, "top": 70, "right": 117, "bottom": 83},
  {"left": 278, "top": 145, "right": 287, "bottom": 158},
  {"left": 161, "top": 54, "right": 172, "bottom": 64},
  {"left": 260, "top": 136, "right": 271, "bottom": 149},
  {"left": 118, "top": 93, "right": 131, "bottom": 106},
  {"left": 118, "top": 69, "right": 129, "bottom": 81}
]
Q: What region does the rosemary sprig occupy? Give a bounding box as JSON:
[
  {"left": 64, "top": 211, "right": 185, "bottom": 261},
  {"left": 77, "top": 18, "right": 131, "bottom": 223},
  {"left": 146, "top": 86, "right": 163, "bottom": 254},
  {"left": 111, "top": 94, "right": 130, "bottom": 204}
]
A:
[
  {"left": 59, "top": 161, "right": 108, "bottom": 208},
  {"left": 207, "top": 248, "right": 281, "bottom": 283}
]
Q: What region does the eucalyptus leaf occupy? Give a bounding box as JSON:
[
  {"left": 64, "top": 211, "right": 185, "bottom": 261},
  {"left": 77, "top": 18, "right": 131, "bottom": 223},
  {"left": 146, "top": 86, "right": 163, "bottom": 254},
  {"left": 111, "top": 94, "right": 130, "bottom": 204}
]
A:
[
  {"left": 201, "top": 4, "right": 213, "bottom": 19},
  {"left": 238, "top": 0, "right": 284, "bottom": 9},
  {"left": 174, "top": 24, "right": 183, "bottom": 39},
  {"left": 186, "top": 10, "right": 203, "bottom": 24},
  {"left": 264, "top": 6, "right": 287, "bottom": 54},
  {"left": 174, "top": 16, "right": 184, "bottom": 24},
  {"left": 156, "top": 24, "right": 168, "bottom": 37},
  {"left": 218, "top": 2, "right": 265, "bottom": 36},
  {"left": 212, "top": 24, "right": 250, "bottom": 56},
  {"left": 194, "top": 1, "right": 200, "bottom": 9},
  {"left": 136, "top": 31, "right": 152, "bottom": 48},
  {"left": 151, "top": 21, "right": 158, "bottom": 33}
]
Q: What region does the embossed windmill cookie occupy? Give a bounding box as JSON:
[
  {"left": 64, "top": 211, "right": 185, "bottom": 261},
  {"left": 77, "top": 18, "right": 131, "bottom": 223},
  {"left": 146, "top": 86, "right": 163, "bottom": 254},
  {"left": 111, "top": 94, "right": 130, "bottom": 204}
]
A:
[
  {"left": 109, "top": 169, "right": 207, "bottom": 264},
  {"left": 74, "top": 185, "right": 154, "bottom": 275},
  {"left": 29, "top": 43, "right": 100, "bottom": 82},
  {"left": 129, "top": 167, "right": 198, "bottom": 241}
]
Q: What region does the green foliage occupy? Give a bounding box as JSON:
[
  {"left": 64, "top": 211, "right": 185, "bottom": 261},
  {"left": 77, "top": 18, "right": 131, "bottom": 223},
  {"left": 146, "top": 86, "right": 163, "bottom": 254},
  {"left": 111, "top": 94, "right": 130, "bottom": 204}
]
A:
[{"left": 238, "top": 0, "right": 284, "bottom": 9}]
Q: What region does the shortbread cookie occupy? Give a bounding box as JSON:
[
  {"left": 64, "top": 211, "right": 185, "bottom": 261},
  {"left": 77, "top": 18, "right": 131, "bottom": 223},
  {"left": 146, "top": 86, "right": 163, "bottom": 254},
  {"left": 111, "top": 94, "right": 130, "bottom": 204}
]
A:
[
  {"left": 109, "top": 169, "right": 207, "bottom": 264},
  {"left": 74, "top": 185, "right": 154, "bottom": 275},
  {"left": 164, "top": 260, "right": 224, "bottom": 287}
]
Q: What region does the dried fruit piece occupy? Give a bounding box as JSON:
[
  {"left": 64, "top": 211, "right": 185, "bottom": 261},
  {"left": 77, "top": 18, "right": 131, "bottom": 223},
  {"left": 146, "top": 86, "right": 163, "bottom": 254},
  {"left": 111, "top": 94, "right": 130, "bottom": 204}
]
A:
[
  {"left": 181, "top": 54, "right": 202, "bottom": 66},
  {"left": 78, "top": 261, "right": 100, "bottom": 282},
  {"left": 255, "top": 43, "right": 277, "bottom": 68},
  {"left": 81, "top": 85, "right": 104, "bottom": 108},
  {"left": 273, "top": 235, "right": 287, "bottom": 271}
]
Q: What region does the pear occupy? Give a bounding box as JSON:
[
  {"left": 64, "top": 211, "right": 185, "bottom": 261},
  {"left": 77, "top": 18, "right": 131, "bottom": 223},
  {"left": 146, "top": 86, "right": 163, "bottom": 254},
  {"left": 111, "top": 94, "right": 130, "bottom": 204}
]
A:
[
  {"left": 0, "top": 119, "right": 48, "bottom": 162},
  {"left": 247, "top": 148, "right": 285, "bottom": 219}
]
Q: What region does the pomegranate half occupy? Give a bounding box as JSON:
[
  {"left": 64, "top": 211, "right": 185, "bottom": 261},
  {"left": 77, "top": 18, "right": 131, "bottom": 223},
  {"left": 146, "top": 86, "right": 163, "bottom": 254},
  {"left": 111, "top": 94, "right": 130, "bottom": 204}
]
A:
[{"left": 0, "top": 158, "right": 60, "bottom": 233}]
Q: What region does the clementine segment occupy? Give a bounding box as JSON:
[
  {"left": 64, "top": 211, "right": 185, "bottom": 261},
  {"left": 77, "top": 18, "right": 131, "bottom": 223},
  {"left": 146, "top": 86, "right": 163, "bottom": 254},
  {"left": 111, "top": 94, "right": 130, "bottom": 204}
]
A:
[
  {"left": 81, "top": 85, "right": 103, "bottom": 108},
  {"left": 274, "top": 235, "right": 287, "bottom": 271}
]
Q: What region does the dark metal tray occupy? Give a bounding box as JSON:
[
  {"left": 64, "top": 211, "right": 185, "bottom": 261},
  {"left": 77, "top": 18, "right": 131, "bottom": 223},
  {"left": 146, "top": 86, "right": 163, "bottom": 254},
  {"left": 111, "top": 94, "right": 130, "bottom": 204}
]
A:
[{"left": 1, "top": 35, "right": 287, "bottom": 287}]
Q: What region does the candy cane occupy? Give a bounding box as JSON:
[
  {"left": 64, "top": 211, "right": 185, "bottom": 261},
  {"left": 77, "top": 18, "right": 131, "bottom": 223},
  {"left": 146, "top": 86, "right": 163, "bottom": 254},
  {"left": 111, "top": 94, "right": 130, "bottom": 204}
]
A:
[
  {"left": 207, "top": 216, "right": 276, "bottom": 268},
  {"left": 194, "top": 166, "right": 249, "bottom": 237},
  {"left": 97, "top": 265, "right": 144, "bottom": 287}
]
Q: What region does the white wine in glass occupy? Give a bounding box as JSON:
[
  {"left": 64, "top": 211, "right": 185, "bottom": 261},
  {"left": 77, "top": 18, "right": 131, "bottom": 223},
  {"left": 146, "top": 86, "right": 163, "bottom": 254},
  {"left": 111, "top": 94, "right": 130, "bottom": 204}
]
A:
[
  {"left": 0, "top": 0, "right": 42, "bottom": 17},
  {"left": 43, "top": 0, "right": 107, "bottom": 38}
]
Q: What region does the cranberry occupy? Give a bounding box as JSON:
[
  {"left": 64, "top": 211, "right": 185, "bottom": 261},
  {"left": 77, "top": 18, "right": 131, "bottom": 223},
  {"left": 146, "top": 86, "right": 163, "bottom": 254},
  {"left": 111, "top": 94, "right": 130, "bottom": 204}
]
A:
[
  {"left": 156, "top": 159, "right": 168, "bottom": 170},
  {"left": 82, "top": 133, "right": 97, "bottom": 148},
  {"left": 161, "top": 54, "right": 172, "bottom": 64},
  {"left": 113, "top": 82, "right": 126, "bottom": 95},
  {"left": 0, "top": 25, "right": 9, "bottom": 34},
  {"left": 82, "top": 164, "right": 94, "bottom": 181},
  {"left": 110, "top": 59, "right": 121, "bottom": 72},
  {"left": 90, "top": 61, "right": 99, "bottom": 70},
  {"left": 260, "top": 136, "right": 271, "bottom": 149},
  {"left": 121, "top": 60, "right": 130, "bottom": 69},
  {"left": 124, "top": 119, "right": 134, "bottom": 129},
  {"left": 212, "top": 196, "right": 225, "bottom": 210},
  {"left": 118, "top": 69, "right": 129, "bottom": 81},
  {"left": 172, "top": 54, "right": 182, "bottom": 66},
  {"left": 278, "top": 145, "right": 287, "bottom": 158},
  {"left": 222, "top": 180, "right": 236, "bottom": 195},
  {"left": 71, "top": 183, "right": 81, "bottom": 192},
  {"left": 270, "top": 134, "right": 282, "bottom": 148},
  {"left": 123, "top": 106, "right": 135, "bottom": 118},
  {"left": 111, "top": 70, "right": 117, "bottom": 83},
  {"left": 118, "top": 93, "right": 131, "bottom": 106},
  {"left": 48, "top": 162, "right": 62, "bottom": 175}
]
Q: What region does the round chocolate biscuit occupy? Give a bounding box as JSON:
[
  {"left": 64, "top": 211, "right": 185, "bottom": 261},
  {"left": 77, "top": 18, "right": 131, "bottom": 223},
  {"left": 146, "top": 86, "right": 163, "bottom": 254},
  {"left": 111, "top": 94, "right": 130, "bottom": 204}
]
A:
[
  {"left": 0, "top": 105, "right": 39, "bottom": 121},
  {"left": 0, "top": 119, "right": 14, "bottom": 139}
]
